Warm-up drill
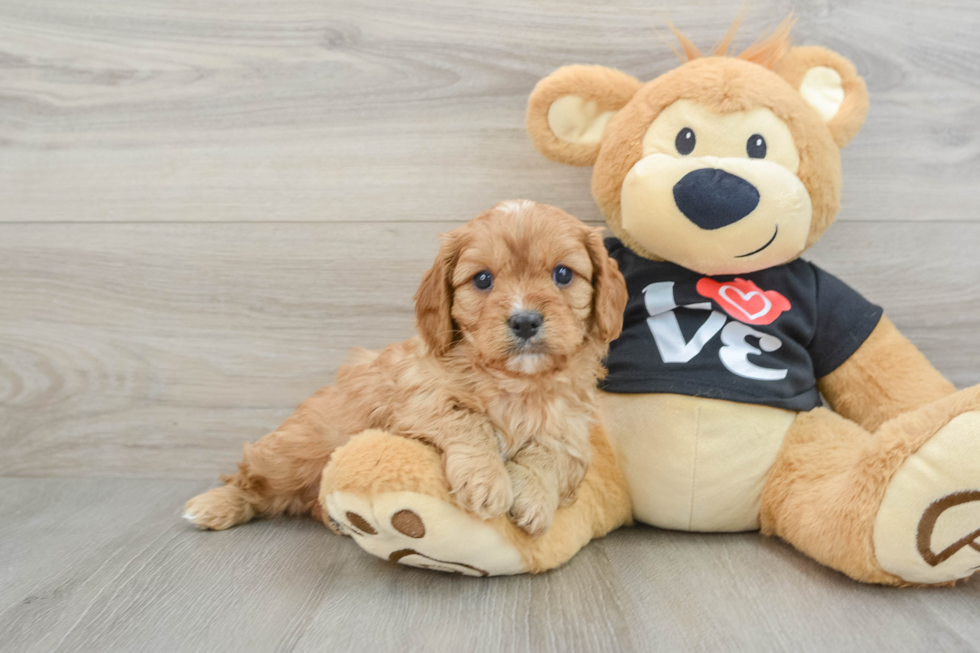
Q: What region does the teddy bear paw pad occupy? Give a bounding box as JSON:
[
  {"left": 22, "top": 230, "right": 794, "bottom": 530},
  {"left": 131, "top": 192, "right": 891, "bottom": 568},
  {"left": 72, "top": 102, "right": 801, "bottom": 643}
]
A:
[
  {"left": 323, "top": 490, "right": 525, "bottom": 576},
  {"left": 874, "top": 411, "right": 980, "bottom": 584}
]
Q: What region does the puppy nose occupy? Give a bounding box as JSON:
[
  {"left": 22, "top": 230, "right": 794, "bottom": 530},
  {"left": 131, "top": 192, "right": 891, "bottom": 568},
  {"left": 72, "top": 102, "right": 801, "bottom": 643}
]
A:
[
  {"left": 673, "top": 168, "right": 760, "bottom": 230},
  {"left": 508, "top": 311, "right": 543, "bottom": 340}
]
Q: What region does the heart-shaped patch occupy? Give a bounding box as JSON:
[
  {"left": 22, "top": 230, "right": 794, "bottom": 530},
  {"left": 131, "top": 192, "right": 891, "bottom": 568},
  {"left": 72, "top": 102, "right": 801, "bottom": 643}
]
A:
[{"left": 696, "top": 277, "right": 791, "bottom": 326}]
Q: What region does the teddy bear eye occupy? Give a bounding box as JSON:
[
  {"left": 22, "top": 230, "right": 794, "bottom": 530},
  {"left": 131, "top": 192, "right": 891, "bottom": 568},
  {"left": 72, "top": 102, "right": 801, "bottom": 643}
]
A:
[
  {"left": 747, "top": 134, "right": 767, "bottom": 159},
  {"left": 472, "top": 271, "right": 493, "bottom": 291},
  {"left": 675, "top": 127, "right": 696, "bottom": 155}
]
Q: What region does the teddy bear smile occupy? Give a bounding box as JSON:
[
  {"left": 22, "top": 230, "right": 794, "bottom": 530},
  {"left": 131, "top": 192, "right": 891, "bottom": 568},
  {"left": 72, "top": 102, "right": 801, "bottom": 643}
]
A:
[{"left": 735, "top": 224, "right": 779, "bottom": 258}]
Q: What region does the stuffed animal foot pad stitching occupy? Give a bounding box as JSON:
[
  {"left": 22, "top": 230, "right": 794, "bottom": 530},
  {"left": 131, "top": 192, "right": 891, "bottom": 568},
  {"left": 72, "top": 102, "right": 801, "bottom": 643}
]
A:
[
  {"left": 875, "top": 411, "right": 980, "bottom": 584},
  {"left": 324, "top": 490, "right": 526, "bottom": 576}
]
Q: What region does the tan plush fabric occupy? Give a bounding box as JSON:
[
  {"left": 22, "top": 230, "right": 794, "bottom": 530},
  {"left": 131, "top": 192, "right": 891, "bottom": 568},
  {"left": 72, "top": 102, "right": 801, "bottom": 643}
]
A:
[
  {"left": 523, "top": 27, "right": 980, "bottom": 586},
  {"left": 874, "top": 411, "right": 980, "bottom": 584},
  {"left": 323, "top": 429, "right": 453, "bottom": 500},
  {"left": 761, "top": 387, "right": 980, "bottom": 585},
  {"left": 600, "top": 391, "right": 796, "bottom": 532},
  {"left": 592, "top": 55, "right": 848, "bottom": 259},
  {"left": 526, "top": 45, "right": 870, "bottom": 260},
  {"left": 819, "top": 317, "right": 956, "bottom": 432},
  {"left": 527, "top": 65, "right": 642, "bottom": 167},
  {"left": 760, "top": 408, "right": 900, "bottom": 585},
  {"left": 773, "top": 46, "right": 870, "bottom": 148},
  {"left": 321, "top": 423, "right": 632, "bottom": 574}
]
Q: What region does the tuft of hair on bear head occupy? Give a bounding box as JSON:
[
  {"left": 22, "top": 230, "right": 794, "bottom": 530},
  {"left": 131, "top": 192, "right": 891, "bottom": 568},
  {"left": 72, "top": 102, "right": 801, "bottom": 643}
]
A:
[{"left": 661, "top": 12, "right": 797, "bottom": 70}]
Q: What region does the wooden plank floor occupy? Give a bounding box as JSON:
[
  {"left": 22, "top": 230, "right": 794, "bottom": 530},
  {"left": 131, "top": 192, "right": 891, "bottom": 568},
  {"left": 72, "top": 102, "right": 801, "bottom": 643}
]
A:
[
  {"left": 2, "top": 0, "right": 980, "bottom": 651},
  {"left": 2, "top": 479, "right": 980, "bottom": 653}
]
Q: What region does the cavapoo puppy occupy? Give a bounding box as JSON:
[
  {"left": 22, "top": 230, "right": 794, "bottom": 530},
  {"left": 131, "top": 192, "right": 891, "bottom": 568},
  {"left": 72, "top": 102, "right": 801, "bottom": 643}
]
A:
[{"left": 185, "top": 200, "right": 628, "bottom": 536}]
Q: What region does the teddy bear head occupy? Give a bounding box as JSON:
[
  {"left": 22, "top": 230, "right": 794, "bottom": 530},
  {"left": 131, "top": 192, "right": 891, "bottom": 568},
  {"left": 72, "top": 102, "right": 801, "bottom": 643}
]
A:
[{"left": 527, "top": 18, "right": 869, "bottom": 276}]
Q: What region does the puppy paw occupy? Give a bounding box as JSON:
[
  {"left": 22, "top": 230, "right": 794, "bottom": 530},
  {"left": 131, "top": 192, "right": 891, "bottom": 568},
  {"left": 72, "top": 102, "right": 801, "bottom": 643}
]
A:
[
  {"left": 509, "top": 492, "right": 558, "bottom": 538},
  {"left": 558, "top": 459, "right": 589, "bottom": 507},
  {"left": 184, "top": 485, "right": 254, "bottom": 530},
  {"left": 445, "top": 454, "right": 513, "bottom": 520},
  {"left": 559, "top": 488, "right": 579, "bottom": 507},
  {"left": 507, "top": 464, "right": 559, "bottom": 538}
]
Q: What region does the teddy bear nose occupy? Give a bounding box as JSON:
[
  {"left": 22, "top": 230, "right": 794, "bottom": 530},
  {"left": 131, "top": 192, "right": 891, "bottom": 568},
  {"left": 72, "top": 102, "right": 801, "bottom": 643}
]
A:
[{"left": 672, "top": 168, "right": 760, "bottom": 230}]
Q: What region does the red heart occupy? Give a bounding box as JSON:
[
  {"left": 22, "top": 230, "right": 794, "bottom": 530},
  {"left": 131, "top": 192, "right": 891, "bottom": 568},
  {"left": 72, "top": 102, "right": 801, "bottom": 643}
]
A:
[{"left": 696, "top": 277, "right": 791, "bottom": 326}]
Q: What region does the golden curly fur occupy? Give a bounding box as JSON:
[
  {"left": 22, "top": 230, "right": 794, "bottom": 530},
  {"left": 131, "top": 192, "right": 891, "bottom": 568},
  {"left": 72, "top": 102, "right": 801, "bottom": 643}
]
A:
[{"left": 185, "top": 200, "right": 628, "bottom": 537}]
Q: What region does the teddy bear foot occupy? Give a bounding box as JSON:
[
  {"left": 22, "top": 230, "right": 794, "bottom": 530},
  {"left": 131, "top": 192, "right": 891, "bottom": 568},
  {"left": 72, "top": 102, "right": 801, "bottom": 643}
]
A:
[
  {"left": 324, "top": 489, "right": 525, "bottom": 576},
  {"left": 875, "top": 410, "right": 980, "bottom": 584},
  {"left": 319, "top": 430, "right": 528, "bottom": 576},
  {"left": 319, "top": 426, "right": 632, "bottom": 577}
]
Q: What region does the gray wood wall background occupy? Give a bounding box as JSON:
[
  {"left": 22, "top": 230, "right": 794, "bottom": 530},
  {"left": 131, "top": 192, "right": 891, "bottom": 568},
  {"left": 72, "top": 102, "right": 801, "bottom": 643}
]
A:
[
  {"left": 2, "top": 1, "right": 980, "bottom": 651},
  {"left": 2, "top": 0, "right": 980, "bottom": 479}
]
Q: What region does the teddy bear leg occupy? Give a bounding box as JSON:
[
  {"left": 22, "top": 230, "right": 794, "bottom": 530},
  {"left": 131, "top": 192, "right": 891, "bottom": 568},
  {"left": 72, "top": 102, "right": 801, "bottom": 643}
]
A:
[
  {"left": 319, "top": 424, "right": 632, "bottom": 576},
  {"left": 761, "top": 387, "right": 980, "bottom": 586}
]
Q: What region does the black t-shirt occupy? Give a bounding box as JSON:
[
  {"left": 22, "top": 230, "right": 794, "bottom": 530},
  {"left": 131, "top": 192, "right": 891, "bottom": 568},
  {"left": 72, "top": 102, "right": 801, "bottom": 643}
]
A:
[{"left": 600, "top": 238, "right": 883, "bottom": 411}]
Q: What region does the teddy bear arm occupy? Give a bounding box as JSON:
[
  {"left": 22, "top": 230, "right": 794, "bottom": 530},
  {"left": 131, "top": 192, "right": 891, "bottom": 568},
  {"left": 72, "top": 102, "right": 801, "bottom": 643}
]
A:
[
  {"left": 818, "top": 316, "right": 956, "bottom": 432},
  {"left": 320, "top": 424, "right": 633, "bottom": 576}
]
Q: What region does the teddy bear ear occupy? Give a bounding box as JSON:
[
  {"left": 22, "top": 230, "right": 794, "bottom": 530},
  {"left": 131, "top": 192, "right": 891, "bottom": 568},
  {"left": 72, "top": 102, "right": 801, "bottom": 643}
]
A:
[
  {"left": 527, "top": 65, "right": 642, "bottom": 167},
  {"left": 774, "top": 46, "right": 869, "bottom": 148}
]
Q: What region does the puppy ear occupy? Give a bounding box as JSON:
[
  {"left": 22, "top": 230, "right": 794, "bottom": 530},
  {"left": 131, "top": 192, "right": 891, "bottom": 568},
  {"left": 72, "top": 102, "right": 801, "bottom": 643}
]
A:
[
  {"left": 584, "top": 227, "right": 628, "bottom": 344},
  {"left": 527, "top": 65, "right": 642, "bottom": 167},
  {"left": 774, "top": 46, "right": 869, "bottom": 148},
  {"left": 415, "top": 233, "right": 461, "bottom": 355}
]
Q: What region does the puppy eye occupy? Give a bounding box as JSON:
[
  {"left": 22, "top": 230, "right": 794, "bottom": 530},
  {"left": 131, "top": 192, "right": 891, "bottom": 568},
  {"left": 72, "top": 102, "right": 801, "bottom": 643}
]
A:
[
  {"left": 675, "top": 127, "right": 696, "bottom": 155},
  {"left": 552, "top": 265, "right": 573, "bottom": 287},
  {"left": 747, "top": 134, "right": 767, "bottom": 159},
  {"left": 472, "top": 271, "right": 493, "bottom": 291}
]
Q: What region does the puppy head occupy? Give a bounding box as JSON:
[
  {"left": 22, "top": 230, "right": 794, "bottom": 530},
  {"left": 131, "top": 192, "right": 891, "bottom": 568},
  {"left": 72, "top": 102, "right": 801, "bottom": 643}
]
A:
[{"left": 415, "top": 200, "right": 627, "bottom": 375}]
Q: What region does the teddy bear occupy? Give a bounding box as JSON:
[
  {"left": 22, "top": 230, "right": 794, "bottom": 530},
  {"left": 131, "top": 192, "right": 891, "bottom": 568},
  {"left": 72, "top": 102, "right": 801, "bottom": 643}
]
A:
[{"left": 319, "top": 18, "right": 980, "bottom": 585}]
